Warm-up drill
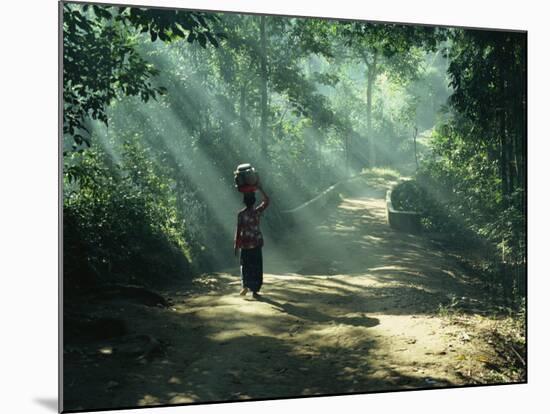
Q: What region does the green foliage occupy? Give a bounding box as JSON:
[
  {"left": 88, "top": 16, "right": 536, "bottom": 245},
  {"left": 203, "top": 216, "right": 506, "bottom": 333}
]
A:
[
  {"left": 391, "top": 180, "right": 425, "bottom": 212},
  {"left": 411, "top": 118, "right": 525, "bottom": 260},
  {"left": 446, "top": 29, "right": 526, "bottom": 199},
  {"left": 447, "top": 30, "right": 525, "bottom": 135},
  {"left": 338, "top": 22, "right": 444, "bottom": 57},
  {"left": 64, "top": 134, "right": 195, "bottom": 291},
  {"left": 63, "top": 3, "right": 221, "bottom": 150},
  {"left": 385, "top": 29, "right": 527, "bottom": 297}
]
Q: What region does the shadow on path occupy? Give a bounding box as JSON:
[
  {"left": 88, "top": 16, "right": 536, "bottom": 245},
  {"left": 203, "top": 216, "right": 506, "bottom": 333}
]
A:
[{"left": 255, "top": 294, "right": 380, "bottom": 328}]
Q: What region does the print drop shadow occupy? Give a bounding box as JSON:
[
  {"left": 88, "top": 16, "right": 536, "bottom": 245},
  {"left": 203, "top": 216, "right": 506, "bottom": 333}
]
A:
[{"left": 33, "top": 398, "right": 58, "bottom": 412}]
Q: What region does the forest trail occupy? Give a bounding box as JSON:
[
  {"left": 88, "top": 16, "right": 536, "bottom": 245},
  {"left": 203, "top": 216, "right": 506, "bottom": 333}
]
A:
[
  {"left": 64, "top": 175, "right": 499, "bottom": 410},
  {"left": 132, "top": 175, "right": 496, "bottom": 405}
]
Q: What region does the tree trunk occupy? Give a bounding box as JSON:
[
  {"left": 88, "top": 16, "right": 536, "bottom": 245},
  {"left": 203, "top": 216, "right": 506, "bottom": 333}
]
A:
[
  {"left": 518, "top": 91, "right": 526, "bottom": 191},
  {"left": 508, "top": 113, "right": 518, "bottom": 195},
  {"left": 497, "top": 57, "right": 511, "bottom": 207},
  {"left": 519, "top": 43, "right": 527, "bottom": 193},
  {"left": 259, "top": 16, "right": 268, "bottom": 158},
  {"left": 316, "top": 133, "right": 322, "bottom": 184},
  {"left": 345, "top": 134, "right": 350, "bottom": 176},
  {"left": 240, "top": 83, "right": 247, "bottom": 130},
  {"left": 413, "top": 126, "right": 419, "bottom": 170},
  {"left": 366, "top": 52, "right": 378, "bottom": 168},
  {"left": 499, "top": 114, "right": 509, "bottom": 204}
]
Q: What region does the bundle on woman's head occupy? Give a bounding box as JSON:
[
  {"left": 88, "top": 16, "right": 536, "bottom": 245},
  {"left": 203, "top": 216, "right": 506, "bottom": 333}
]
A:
[{"left": 234, "top": 163, "right": 259, "bottom": 193}]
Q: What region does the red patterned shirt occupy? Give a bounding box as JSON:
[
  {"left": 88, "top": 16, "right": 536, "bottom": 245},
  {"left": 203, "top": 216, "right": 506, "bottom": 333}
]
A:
[{"left": 235, "top": 198, "right": 269, "bottom": 250}]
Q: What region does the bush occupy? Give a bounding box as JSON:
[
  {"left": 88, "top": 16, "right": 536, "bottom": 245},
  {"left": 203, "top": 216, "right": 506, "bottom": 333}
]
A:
[
  {"left": 63, "top": 136, "right": 196, "bottom": 293},
  {"left": 391, "top": 180, "right": 425, "bottom": 212}
]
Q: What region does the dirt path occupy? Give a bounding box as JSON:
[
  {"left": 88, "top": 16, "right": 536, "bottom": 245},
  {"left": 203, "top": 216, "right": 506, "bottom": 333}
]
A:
[{"left": 64, "top": 176, "right": 501, "bottom": 410}]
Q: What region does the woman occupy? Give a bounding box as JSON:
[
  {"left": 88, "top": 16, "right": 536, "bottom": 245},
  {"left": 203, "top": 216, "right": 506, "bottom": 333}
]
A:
[{"left": 234, "top": 183, "right": 270, "bottom": 297}]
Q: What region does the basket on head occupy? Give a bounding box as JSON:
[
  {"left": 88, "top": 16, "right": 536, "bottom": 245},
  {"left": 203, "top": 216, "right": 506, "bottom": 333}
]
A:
[{"left": 234, "top": 163, "right": 258, "bottom": 192}]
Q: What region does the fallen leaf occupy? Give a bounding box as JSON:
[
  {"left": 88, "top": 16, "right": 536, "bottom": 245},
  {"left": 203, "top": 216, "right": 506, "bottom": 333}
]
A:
[{"left": 476, "top": 355, "right": 489, "bottom": 363}]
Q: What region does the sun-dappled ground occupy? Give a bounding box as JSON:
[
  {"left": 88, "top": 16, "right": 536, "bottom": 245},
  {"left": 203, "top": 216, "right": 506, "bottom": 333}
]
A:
[{"left": 63, "top": 173, "right": 523, "bottom": 411}]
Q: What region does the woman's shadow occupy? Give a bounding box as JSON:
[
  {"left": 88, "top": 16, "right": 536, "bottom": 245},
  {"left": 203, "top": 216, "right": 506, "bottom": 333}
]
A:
[{"left": 255, "top": 295, "right": 379, "bottom": 328}]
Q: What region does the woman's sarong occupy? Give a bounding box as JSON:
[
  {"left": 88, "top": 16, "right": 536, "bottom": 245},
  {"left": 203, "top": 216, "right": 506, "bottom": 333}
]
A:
[{"left": 240, "top": 246, "right": 263, "bottom": 293}]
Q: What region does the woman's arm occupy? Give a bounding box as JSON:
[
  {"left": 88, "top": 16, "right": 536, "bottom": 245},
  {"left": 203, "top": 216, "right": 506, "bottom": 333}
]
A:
[{"left": 256, "top": 182, "right": 270, "bottom": 213}]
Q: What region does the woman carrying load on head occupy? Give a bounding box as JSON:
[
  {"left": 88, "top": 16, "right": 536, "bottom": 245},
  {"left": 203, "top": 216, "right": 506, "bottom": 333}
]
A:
[{"left": 234, "top": 180, "right": 270, "bottom": 298}]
